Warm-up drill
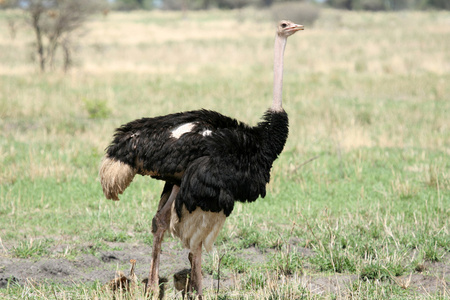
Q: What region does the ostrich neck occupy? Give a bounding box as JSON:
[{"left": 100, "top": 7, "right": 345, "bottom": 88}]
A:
[{"left": 271, "top": 34, "right": 287, "bottom": 112}]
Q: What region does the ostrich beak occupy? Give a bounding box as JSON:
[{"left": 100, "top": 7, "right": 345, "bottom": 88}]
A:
[{"left": 289, "top": 24, "right": 304, "bottom": 32}]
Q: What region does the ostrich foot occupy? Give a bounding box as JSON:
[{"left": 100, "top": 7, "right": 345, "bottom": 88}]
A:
[{"left": 142, "top": 277, "right": 168, "bottom": 300}]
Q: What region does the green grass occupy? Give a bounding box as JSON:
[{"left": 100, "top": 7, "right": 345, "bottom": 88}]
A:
[
  {"left": 0, "top": 7, "right": 449, "bottom": 299},
  {"left": 11, "top": 239, "right": 52, "bottom": 259}
]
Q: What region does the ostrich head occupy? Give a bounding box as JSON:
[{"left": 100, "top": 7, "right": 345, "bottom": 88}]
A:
[{"left": 277, "top": 20, "right": 304, "bottom": 38}]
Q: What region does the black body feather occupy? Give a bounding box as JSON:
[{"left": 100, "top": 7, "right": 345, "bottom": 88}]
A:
[{"left": 105, "top": 109, "right": 288, "bottom": 217}]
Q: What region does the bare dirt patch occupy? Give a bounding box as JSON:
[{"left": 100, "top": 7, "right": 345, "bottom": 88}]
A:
[{"left": 0, "top": 241, "right": 448, "bottom": 297}]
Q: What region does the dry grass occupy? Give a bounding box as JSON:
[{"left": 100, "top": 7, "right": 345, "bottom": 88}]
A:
[
  {"left": 2, "top": 9, "right": 449, "bottom": 153},
  {"left": 0, "top": 7, "right": 449, "bottom": 299},
  {"left": 3, "top": 9, "right": 449, "bottom": 75}
]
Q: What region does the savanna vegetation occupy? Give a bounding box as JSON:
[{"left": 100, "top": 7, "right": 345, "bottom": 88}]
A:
[{"left": 0, "top": 7, "right": 449, "bottom": 299}]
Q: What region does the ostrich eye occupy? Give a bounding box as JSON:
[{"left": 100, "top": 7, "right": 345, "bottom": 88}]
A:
[{"left": 281, "top": 23, "right": 287, "bottom": 28}]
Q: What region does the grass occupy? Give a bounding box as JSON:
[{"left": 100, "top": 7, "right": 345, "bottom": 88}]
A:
[{"left": 0, "top": 7, "right": 449, "bottom": 299}]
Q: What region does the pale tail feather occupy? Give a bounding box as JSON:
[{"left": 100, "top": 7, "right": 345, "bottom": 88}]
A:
[{"left": 99, "top": 156, "right": 136, "bottom": 201}]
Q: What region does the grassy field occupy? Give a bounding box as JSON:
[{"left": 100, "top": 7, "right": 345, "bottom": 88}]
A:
[{"left": 0, "top": 7, "right": 449, "bottom": 299}]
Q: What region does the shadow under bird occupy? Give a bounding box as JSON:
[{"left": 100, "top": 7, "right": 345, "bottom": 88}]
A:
[{"left": 99, "top": 20, "right": 304, "bottom": 299}]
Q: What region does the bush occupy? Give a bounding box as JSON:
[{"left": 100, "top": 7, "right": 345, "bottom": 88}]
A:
[
  {"left": 327, "top": 0, "right": 450, "bottom": 10},
  {"left": 359, "top": 0, "right": 386, "bottom": 10},
  {"left": 25, "top": 0, "right": 105, "bottom": 72},
  {"left": 271, "top": 2, "right": 321, "bottom": 26},
  {"left": 327, "top": 0, "right": 351, "bottom": 9},
  {"left": 112, "top": 0, "right": 153, "bottom": 10},
  {"left": 427, "top": 0, "right": 450, "bottom": 9},
  {"left": 83, "top": 98, "right": 111, "bottom": 119}
]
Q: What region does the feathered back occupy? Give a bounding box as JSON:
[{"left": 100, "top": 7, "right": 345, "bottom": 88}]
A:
[
  {"left": 101, "top": 109, "right": 288, "bottom": 218},
  {"left": 175, "top": 110, "right": 288, "bottom": 217}
]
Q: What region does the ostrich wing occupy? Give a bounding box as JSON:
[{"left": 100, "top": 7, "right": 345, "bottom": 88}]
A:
[
  {"left": 175, "top": 127, "right": 272, "bottom": 219},
  {"left": 176, "top": 156, "right": 236, "bottom": 218}
]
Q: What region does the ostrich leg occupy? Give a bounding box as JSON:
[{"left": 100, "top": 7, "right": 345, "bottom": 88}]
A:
[
  {"left": 188, "top": 242, "right": 203, "bottom": 299},
  {"left": 146, "top": 184, "right": 179, "bottom": 298}
]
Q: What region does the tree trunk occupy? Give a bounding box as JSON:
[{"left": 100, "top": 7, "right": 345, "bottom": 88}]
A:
[
  {"left": 31, "top": 11, "right": 45, "bottom": 72},
  {"left": 62, "top": 38, "right": 72, "bottom": 73}
]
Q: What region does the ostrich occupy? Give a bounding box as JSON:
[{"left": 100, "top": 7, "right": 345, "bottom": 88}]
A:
[{"left": 99, "top": 20, "right": 303, "bottom": 298}]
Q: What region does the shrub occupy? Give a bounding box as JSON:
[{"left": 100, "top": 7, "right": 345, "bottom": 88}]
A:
[
  {"left": 25, "top": 0, "right": 105, "bottom": 72},
  {"left": 428, "top": 0, "right": 450, "bottom": 9},
  {"left": 359, "top": 0, "right": 386, "bottom": 10},
  {"left": 271, "top": 1, "right": 321, "bottom": 26},
  {"left": 83, "top": 98, "right": 111, "bottom": 119}
]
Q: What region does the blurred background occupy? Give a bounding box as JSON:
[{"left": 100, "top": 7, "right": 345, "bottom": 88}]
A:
[
  {"left": 0, "top": 0, "right": 448, "bottom": 298},
  {"left": 0, "top": 0, "right": 449, "bottom": 75}
]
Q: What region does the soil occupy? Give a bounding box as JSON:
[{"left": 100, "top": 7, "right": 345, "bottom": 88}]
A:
[{"left": 0, "top": 241, "right": 448, "bottom": 297}]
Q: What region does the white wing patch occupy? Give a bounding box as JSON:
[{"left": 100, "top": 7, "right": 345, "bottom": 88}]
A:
[
  {"left": 171, "top": 122, "right": 196, "bottom": 139},
  {"left": 171, "top": 123, "right": 213, "bottom": 139},
  {"left": 201, "top": 129, "right": 212, "bottom": 136}
]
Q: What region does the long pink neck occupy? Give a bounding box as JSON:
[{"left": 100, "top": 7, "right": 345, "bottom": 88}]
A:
[{"left": 271, "top": 34, "right": 287, "bottom": 112}]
